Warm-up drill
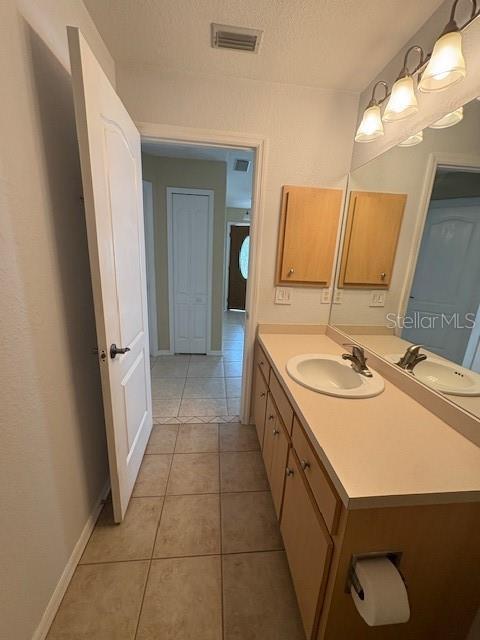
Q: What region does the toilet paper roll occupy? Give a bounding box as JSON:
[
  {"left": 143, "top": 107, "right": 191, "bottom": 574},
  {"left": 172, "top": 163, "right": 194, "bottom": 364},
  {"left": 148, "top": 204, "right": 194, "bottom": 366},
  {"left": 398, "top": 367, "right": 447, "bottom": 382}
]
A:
[{"left": 351, "top": 557, "right": 410, "bottom": 627}]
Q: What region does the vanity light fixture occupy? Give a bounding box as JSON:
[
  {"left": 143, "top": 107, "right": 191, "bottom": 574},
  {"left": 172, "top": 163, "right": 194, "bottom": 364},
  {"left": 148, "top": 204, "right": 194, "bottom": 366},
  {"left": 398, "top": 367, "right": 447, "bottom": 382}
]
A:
[
  {"left": 354, "top": 0, "right": 479, "bottom": 143},
  {"left": 354, "top": 81, "right": 388, "bottom": 143},
  {"left": 383, "top": 47, "right": 424, "bottom": 122},
  {"left": 398, "top": 131, "right": 424, "bottom": 147},
  {"left": 418, "top": 0, "right": 477, "bottom": 92},
  {"left": 429, "top": 106, "right": 464, "bottom": 128}
]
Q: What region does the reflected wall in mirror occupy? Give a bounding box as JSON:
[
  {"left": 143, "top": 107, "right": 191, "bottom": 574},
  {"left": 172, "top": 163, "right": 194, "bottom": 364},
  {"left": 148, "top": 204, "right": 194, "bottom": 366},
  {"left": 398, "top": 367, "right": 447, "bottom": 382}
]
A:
[{"left": 331, "top": 97, "right": 480, "bottom": 418}]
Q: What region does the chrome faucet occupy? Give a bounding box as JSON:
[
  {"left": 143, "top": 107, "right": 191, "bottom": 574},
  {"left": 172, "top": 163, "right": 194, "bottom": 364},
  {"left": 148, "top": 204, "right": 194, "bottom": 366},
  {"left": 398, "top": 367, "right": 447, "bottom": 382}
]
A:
[
  {"left": 396, "top": 344, "right": 427, "bottom": 372},
  {"left": 342, "top": 344, "right": 373, "bottom": 378}
]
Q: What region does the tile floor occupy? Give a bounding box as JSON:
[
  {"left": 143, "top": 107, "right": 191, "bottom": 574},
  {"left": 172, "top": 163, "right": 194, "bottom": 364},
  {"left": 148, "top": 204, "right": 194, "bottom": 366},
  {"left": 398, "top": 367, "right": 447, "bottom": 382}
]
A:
[
  {"left": 150, "top": 312, "right": 245, "bottom": 424},
  {"left": 47, "top": 422, "right": 305, "bottom": 640}
]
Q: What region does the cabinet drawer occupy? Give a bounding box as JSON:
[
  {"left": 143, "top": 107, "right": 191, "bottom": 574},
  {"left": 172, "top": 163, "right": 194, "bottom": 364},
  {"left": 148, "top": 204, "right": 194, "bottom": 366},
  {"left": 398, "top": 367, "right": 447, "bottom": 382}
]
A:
[
  {"left": 281, "top": 449, "right": 333, "bottom": 639},
  {"left": 292, "top": 417, "right": 339, "bottom": 534},
  {"left": 254, "top": 342, "right": 270, "bottom": 384},
  {"left": 252, "top": 366, "right": 268, "bottom": 449},
  {"left": 269, "top": 370, "right": 294, "bottom": 435}
]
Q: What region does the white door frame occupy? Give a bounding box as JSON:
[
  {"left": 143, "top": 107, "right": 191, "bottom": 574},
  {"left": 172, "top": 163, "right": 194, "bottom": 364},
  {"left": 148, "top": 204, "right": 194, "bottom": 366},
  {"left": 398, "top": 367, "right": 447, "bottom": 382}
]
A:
[
  {"left": 142, "top": 180, "right": 160, "bottom": 356},
  {"left": 167, "top": 187, "right": 214, "bottom": 355},
  {"left": 138, "top": 122, "right": 268, "bottom": 424},
  {"left": 224, "top": 221, "right": 250, "bottom": 310},
  {"left": 397, "top": 152, "right": 480, "bottom": 324}
]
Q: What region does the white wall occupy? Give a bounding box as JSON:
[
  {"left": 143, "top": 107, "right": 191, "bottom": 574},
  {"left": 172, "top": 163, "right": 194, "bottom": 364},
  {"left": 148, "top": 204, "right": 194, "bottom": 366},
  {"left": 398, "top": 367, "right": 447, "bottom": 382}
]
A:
[
  {"left": 117, "top": 65, "right": 359, "bottom": 325},
  {"left": 0, "top": 2, "right": 115, "bottom": 638},
  {"left": 352, "top": 0, "right": 480, "bottom": 170}
]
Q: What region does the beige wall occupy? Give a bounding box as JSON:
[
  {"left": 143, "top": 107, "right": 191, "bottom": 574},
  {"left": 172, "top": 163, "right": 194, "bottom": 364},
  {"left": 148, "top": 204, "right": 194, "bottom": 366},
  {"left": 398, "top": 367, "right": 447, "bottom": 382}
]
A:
[
  {"left": 142, "top": 154, "right": 227, "bottom": 352},
  {"left": 118, "top": 66, "right": 358, "bottom": 325},
  {"left": 0, "top": 1, "right": 115, "bottom": 638}
]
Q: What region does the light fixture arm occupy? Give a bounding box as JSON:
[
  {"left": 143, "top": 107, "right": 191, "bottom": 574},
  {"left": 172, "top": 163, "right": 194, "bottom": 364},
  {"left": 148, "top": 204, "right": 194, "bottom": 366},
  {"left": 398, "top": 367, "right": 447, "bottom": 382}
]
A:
[
  {"left": 399, "top": 45, "right": 425, "bottom": 78},
  {"left": 443, "top": 0, "right": 478, "bottom": 34},
  {"left": 367, "top": 81, "right": 389, "bottom": 108}
]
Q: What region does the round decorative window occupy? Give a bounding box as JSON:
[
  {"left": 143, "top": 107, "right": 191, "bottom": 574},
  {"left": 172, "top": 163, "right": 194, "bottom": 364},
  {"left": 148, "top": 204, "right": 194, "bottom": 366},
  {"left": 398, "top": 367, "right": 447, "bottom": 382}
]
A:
[{"left": 239, "top": 236, "right": 250, "bottom": 280}]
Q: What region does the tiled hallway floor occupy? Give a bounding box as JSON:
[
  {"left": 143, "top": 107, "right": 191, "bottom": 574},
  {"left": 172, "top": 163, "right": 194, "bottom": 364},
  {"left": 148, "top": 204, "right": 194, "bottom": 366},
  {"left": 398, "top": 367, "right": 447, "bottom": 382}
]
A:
[
  {"left": 47, "top": 423, "right": 305, "bottom": 640},
  {"left": 151, "top": 312, "right": 245, "bottom": 423}
]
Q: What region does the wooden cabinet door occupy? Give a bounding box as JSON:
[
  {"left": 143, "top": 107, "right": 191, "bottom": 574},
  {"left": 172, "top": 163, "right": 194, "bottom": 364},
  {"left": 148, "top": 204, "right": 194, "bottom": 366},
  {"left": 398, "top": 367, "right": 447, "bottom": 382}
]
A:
[
  {"left": 276, "top": 186, "right": 342, "bottom": 286},
  {"left": 339, "top": 191, "right": 406, "bottom": 288},
  {"left": 269, "top": 419, "right": 290, "bottom": 518},
  {"left": 252, "top": 366, "right": 268, "bottom": 449},
  {"left": 281, "top": 450, "right": 333, "bottom": 639},
  {"left": 262, "top": 393, "right": 277, "bottom": 472}
]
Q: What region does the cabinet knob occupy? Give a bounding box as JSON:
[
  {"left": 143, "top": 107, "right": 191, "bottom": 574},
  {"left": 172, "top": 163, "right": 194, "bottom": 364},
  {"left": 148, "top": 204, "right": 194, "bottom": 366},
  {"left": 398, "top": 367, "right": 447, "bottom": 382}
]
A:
[
  {"left": 288, "top": 268, "right": 295, "bottom": 276},
  {"left": 273, "top": 428, "right": 279, "bottom": 436},
  {"left": 268, "top": 414, "right": 275, "bottom": 421},
  {"left": 301, "top": 459, "right": 310, "bottom": 470},
  {"left": 380, "top": 272, "right": 386, "bottom": 280},
  {"left": 286, "top": 467, "right": 294, "bottom": 477},
  {"left": 260, "top": 360, "right": 265, "bottom": 366},
  {"left": 260, "top": 392, "right": 266, "bottom": 398}
]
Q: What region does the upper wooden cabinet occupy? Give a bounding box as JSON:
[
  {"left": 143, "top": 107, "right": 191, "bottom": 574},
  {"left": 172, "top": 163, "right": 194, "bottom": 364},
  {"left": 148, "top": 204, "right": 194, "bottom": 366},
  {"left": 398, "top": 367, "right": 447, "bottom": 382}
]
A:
[
  {"left": 276, "top": 186, "right": 343, "bottom": 287},
  {"left": 338, "top": 191, "right": 406, "bottom": 288}
]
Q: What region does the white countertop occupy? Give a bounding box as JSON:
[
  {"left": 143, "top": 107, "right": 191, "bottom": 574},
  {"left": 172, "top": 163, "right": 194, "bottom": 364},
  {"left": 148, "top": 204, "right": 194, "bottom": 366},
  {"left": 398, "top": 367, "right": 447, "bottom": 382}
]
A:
[{"left": 259, "top": 331, "right": 480, "bottom": 509}]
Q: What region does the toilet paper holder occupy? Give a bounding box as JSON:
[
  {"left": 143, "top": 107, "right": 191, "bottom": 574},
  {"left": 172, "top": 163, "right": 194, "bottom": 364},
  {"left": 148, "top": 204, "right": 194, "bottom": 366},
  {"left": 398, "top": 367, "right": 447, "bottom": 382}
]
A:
[{"left": 346, "top": 551, "right": 404, "bottom": 601}]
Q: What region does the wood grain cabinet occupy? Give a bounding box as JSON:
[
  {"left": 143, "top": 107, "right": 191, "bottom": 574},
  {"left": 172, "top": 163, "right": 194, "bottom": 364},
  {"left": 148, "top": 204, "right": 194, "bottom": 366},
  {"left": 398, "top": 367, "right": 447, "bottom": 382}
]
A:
[
  {"left": 262, "top": 394, "right": 290, "bottom": 517},
  {"left": 281, "top": 449, "right": 333, "bottom": 639},
  {"left": 338, "top": 191, "right": 406, "bottom": 288},
  {"left": 252, "top": 338, "right": 480, "bottom": 640},
  {"left": 276, "top": 186, "right": 343, "bottom": 287}
]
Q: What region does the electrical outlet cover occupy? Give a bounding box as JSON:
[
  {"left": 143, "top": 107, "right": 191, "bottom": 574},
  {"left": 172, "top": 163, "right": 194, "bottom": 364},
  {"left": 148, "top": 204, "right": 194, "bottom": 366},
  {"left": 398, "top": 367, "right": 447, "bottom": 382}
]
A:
[{"left": 321, "top": 289, "right": 332, "bottom": 304}]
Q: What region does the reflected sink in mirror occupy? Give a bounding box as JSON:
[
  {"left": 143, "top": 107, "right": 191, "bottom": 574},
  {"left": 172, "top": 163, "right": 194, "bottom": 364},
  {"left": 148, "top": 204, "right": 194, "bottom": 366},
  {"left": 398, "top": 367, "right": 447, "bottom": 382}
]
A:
[
  {"left": 386, "top": 355, "right": 480, "bottom": 397},
  {"left": 286, "top": 354, "right": 384, "bottom": 398}
]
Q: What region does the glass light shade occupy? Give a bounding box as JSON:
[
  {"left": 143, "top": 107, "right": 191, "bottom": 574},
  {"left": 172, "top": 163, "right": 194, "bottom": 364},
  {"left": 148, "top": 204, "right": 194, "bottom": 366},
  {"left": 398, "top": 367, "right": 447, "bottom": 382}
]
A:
[
  {"left": 419, "top": 31, "right": 466, "bottom": 92},
  {"left": 429, "top": 106, "right": 463, "bottom": 129},
  {"left": 398, "top": 131, "right": 423, "bottom": 147},
  {"left": 355, "top": 104, "right": 384, "bottom": 142},
  {"left": 383, "top": 75, "right": 418, "bottom": 122}
]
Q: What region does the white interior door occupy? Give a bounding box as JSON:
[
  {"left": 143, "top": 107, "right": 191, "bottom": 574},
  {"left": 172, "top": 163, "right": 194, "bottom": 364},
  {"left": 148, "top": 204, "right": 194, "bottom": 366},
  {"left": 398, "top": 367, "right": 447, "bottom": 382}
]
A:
[
  {"left": 404, "top": 198, "right": 480, "bottom": 364},
  {"left": 68, "top": 27, "right": 152, "bottom": 522},
  {"left": 169, "top": 190, "right": 212, "bottom": 354}
]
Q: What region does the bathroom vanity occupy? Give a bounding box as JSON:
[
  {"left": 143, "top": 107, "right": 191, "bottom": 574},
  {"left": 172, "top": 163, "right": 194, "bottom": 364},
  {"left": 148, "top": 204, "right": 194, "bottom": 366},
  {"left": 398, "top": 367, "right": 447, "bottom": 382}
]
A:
[{"left": 251, "top": 329, "right": 480, "bottom": 640}]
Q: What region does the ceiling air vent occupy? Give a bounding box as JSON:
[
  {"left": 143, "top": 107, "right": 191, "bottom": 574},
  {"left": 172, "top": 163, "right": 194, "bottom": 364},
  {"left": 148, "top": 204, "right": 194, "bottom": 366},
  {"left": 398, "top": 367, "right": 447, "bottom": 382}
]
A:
[
  {"left": 234, "top": 159, "right": 251, "bottom": 172},
  {"left": 211, "top": 23, "right": 262, "bottom": 53}
]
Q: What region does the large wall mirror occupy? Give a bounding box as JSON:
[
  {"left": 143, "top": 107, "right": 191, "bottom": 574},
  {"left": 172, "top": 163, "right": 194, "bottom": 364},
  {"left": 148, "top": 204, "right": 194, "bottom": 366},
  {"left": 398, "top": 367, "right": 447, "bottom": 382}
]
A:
[{"left": 330, "top": 96, "right": 480, "bottom": 420}]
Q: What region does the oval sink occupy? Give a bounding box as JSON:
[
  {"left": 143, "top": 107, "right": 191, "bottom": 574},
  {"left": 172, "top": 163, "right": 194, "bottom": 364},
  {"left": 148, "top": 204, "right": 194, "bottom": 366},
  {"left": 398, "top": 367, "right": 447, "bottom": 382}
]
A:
[
  {"left": 386, "top": 354, "right": 480, "bottom": 396},
  {"left": 286, "top": 354, "right": 384, "bottom": 398}
]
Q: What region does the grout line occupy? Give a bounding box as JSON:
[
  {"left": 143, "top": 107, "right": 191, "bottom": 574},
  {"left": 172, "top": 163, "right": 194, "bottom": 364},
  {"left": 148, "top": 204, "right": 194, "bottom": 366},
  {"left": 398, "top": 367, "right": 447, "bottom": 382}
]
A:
[
  {"left": 218, "top": 421, "right": 225, "bottom": 640},
  {"left": 131, "top": 488, "right": 270, "bottom": 499},
  {"left": 133, "top": 428, "right": 177, "bottom": 640}
]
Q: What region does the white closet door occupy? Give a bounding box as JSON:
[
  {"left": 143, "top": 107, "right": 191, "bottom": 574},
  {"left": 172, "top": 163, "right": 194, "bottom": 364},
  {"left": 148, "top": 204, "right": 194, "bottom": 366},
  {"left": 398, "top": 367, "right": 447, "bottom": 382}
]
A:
[{"left": 172, "top": 192, "right": 211, "bottom": 354}]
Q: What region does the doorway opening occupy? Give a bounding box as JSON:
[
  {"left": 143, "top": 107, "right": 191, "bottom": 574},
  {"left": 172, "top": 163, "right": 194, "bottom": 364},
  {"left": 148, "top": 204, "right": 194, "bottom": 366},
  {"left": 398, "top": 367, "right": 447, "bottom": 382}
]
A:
[{"left": 141, "top": 140, "right": 255, "bottom": 423}]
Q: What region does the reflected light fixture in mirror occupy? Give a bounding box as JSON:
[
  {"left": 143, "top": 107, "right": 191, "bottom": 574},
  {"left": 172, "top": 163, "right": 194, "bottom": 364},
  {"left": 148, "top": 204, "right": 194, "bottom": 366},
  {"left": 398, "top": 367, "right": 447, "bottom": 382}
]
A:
[
  {"left": 355, "top": 81, "right": 387, "bottom": 142},
  {"left": 429, "top": 106, "right": 464, "bottom": 128},
  {"left": 398, "top": 130, "right": 423, "bottom": 147},
  {"left": 383, "top": 46, "right": 424, "bottom": 122}
]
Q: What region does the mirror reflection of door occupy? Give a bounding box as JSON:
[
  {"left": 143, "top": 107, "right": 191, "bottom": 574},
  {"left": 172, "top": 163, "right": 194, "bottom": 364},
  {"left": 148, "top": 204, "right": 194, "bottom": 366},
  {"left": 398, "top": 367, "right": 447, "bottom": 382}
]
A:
[
  {"left": 228, "top": 225, "right": 250, "bottom": 311},
  {"left": 404, "top": 168, "right": 480, "bottom": 367}
]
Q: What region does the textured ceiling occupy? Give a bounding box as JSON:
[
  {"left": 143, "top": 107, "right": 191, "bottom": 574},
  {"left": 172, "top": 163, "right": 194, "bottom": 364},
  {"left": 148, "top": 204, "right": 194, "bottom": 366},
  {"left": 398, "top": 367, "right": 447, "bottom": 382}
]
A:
[{"left": 85, "top": 0, "right": 444, "bottom": 92}]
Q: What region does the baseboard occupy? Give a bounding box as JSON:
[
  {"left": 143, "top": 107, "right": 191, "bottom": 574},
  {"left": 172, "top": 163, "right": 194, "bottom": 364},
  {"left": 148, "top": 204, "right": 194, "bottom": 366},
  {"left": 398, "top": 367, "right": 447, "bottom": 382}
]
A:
[
  {"left": 32, "top": 479, "right": 110, "bottom": 640},
  {"left": 153, "top": 349, "right": 173, "bottom": 356},
  {"left": 207, "top": 350, "right": 223, "bottom": 356}
]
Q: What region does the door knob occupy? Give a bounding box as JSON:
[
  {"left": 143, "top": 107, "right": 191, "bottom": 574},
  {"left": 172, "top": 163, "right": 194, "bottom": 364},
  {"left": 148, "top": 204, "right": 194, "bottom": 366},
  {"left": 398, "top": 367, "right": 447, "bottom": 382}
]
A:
[{"left": 110, "top": 344, "right": 131, "bottom": 359}]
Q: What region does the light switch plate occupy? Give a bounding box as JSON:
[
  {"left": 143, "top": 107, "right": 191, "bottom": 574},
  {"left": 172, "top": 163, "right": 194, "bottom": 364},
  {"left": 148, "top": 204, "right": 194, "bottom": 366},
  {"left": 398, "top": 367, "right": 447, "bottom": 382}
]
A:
[
  {"left": 274, "top": 287, "right": 292, "bottom": 305},
  {"left": 370, "top": 291, "right": 386, "bottom": 307},
  {"left": 321, "top": 288, "right": 332, "bottom": 304},
  {"left": 333, "top": 289, "right": 343, "bottom": 304}
]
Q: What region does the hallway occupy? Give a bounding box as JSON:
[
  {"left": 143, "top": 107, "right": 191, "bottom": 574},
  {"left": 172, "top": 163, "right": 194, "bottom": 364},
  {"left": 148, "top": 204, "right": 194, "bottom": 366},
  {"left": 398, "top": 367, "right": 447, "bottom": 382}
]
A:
[
  {"left": 46, "top": 422, "right": 305, "bottom": 639},
  {"left": 150, "top": 311, "right": 245, "bottom": 423}
]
